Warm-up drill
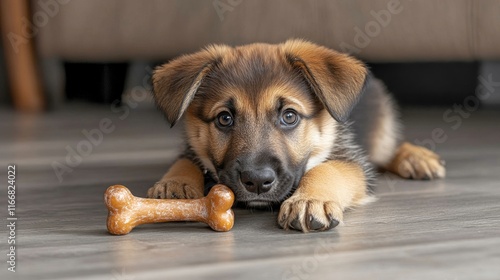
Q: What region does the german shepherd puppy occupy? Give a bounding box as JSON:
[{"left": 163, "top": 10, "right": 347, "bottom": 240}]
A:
[{"left": 147, "top": 39, "right": 445, "bottom": 232}]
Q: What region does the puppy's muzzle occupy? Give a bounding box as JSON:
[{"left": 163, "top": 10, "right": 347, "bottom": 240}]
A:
[{"left": 239, "top": 167, "right": 276, "bottom": 194}]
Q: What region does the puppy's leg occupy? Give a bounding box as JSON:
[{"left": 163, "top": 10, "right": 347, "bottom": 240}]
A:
[
  {"left": 385, "top": 142, "right": 446, "bottom": 180},
  {"left": 147, "top": 158, "right": 205, "bottom": 199},
  {"left": 278, "top": 160, "right": 371, "bottom": 232}
]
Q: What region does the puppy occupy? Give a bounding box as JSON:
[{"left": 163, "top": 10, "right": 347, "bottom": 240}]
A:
[{"left": 147, "top": 39, "right": 445, "bottom": 232}]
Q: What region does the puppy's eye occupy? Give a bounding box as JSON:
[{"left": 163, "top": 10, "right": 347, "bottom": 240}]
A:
[
  {"left": 216, "top": 111, "right": 233, "bottom": 127},
  {"left": 281, "top": 109, "right": 299, "bottom": 126}
]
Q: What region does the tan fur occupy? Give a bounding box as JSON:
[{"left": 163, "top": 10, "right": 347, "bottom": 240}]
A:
[
  {"left": 147, "top": 158, "right": 205, "bottom": 199},
  {"left": 183, "top": 110, "right": 219, "bottom": 177},
  {"left": 278, "top": 160, "right": 369, "bottom": 232},
  {"left": 369, "top": 84, "right": 400, "bottom": 166},
  {"left": 305, "top": 110, "right": 337, "bottom": 171},
  {"left": 386, "top": 142, "right": 446, "bottom": 179}
]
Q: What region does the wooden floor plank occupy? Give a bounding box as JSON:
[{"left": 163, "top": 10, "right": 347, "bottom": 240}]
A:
[{"left": 0, "top": 105, "right": 499, "bottom": 280}]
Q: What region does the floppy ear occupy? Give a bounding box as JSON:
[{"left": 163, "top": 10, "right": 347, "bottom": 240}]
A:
[
  {"left": 152, "top": 45, "right": 230, "bottom": 126},
  {"left": 282, "top": 39, "right": 368, "bottom": 123}
]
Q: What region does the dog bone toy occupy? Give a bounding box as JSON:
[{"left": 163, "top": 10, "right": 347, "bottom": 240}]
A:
[{"left": 104, "top": 184, "right": 235, "bottom": 234}]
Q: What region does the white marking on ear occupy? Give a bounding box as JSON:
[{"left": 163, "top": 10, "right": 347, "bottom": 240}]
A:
[{"left": 174, "top": 65, "right": 214, "bottom": 125}]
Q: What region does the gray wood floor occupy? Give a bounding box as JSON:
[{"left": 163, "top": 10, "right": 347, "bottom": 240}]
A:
[{"left": 1, "top": 104, "right": 499, "bottom": 280}]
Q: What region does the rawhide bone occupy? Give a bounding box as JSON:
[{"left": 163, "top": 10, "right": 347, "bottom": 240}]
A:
[{"left": 104, "top": 184, "right": 235, "bottom": 234}]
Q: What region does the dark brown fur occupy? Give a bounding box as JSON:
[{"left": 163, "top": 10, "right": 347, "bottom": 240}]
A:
[{"left": 148, "top": 39, "right": 445, "bottom": 232}]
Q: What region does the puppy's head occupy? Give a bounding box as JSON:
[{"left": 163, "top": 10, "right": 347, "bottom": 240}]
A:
[{"left": 153, "top": 39, "right": 367, "bottom": 207}]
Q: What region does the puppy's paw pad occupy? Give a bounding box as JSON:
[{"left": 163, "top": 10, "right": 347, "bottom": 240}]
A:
[
  {"left": 146, "top": 180, "right": 203, "bottom": 199},
  {"left": 278, "top": 198, "right": 342, "bottom": 232}
]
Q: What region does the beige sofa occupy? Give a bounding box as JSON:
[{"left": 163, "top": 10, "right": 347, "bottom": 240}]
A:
[
  {"left": 3, "top": 0, "right": 500, "bottom": 111},
  {"left": 35, "top": 0, "right": 500, "bottom": 62}
]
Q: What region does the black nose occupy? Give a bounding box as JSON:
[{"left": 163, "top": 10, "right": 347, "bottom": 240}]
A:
[{"left": 240, "top": 168, "right": 276, "bottom": 194}]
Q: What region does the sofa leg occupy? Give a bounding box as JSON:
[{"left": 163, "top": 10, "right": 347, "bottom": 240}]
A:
[{"left": 0, "top": 0, "right": 45, "bottom": 112}]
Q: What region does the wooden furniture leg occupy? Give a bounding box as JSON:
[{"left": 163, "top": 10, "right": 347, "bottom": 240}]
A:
[{"left": 0, "top": 0, "right": 45, "bottom": 112}]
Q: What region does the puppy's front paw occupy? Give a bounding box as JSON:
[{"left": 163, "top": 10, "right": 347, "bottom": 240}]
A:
[
  {"left": 278, "top": 196, "right": 342, "bottom": 232},
  {"left": 146, "top": 180, "right": 203, "bottom": 199}
]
